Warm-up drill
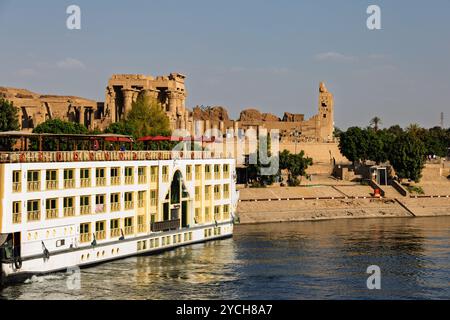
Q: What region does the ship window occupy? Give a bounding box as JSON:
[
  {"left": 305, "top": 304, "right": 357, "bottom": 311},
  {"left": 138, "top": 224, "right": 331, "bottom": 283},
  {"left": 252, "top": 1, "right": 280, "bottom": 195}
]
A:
[
  {"left": 162, "top": 166, "right": 169, "bottom": 182},
  {"left": 186, "top": 165, "right": 192, "bottom": 180},
  {"left": 223, "top": 184, "right": 230, "bottom": 198},
  {"left": 46, "top": 198, "right": 57, "bottom": 209},
  {"left": 80, "top": 168, "right": 90, "bottom": 179},
  {"left": 27, "top": 170, "right": 39, "bottom": 182},
  {"left": 96, "top": 221, "right": 105, "bottom": 231},
  {"left": 195, "top": 186, "right": 200, "bottom": 201},
  {"left": 96, "top": 168, "right": 105, "bottom": 178},
  {"left": 124, "top": 217, "right": 133, "bottom": 226},
  {"left": 12, "top": 201, "right": 21, "bottom": 224},
  {"left": 110, "top": 167, "right": 120, "bottom": 185},
  {"left": 110, "top": 193, "right": 119, "bottom": 204},
  {"left": 46, "top": 170, "right": 58, "bottom": 190},
  {"left": 138, "top": 191, "right": 146, "bottom": 208},
  {"left": 125, "top": 192, "right": 133, "bottom": 202},
  {"left": 111, "top": 167, "right": 119, "bottom": 177},
  {"left": 110, "top": 219, "right": 119, "bottom": 229},
  {"left": 79, "top": 223, "right": 91, "bottom": 243},
  {"left": 95, "top": 194, "right": 106, "bottom": 213},
  {"left": 95, "top": 221, "right": 106, "bottom": 240},
  {"left": 195, "top": 165, "right": 201, "bottom": 180},
  {"left": 214, "top": 165, "right": 220, "bottom": 179},
  {"left": 64, "top": 197, "right": 74, "bottom": 208},
  {"left": 63, "top": 197, "right": 75, "bottom": 216},
  {"left": 205, "top": 185, "right": 211, "bottom": 199},
  {"left": 80, "top": 196, "right": 90, "bottom": 206},
  {"left": 214, "top": 206, "right": 221, "bottom": 221},
  {"left": 27, "top": 170, "right": 40, "bottom": 191},
  {"left": 205, "top": 165, "right": 211, "bottom": 179},
  {"left": 223, "top": 204, "right": 230, "bottom": 219},
  {"left": 223, "top": 164, "right": 229, "bottom": 178},
  {"left": 150, "top": 166, "right": 158, "bottom": 182},
  {"left": 214, "top": 185, "right": 221, "bottom": 199},
  {"left": 64, "top": 169, "right": 74, "bottom": 180},
  {"left": 56, "top": 239, "right": 65, "bottom": 247},
  {"left": 195, "top": 208, "right": 201, "bottom": 224},
  {"left": 150, "top": 190, "right": 157, "bottom": 206},
  {"left": 12, "top": 170, "right": 21, "bottom": 192},
  {"left": 125, "top": 167, "right": 133, "bottom": 177}
]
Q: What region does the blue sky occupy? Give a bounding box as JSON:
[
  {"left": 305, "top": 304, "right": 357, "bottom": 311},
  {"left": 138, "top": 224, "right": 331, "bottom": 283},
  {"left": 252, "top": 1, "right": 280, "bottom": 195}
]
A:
[{"left": 1, "top": 0, "right": 449, "bottom": 129}]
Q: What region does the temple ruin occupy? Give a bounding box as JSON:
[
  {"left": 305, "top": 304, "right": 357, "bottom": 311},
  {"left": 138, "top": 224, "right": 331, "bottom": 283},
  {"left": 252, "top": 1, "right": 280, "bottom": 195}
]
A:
[{"left": 1, "top": 73, "right": 335, "bottom": 143}]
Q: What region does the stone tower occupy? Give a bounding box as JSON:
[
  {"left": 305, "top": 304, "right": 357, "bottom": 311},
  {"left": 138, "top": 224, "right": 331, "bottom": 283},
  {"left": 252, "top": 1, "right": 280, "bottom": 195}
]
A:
[{"left": 317, "top": 82, "right": 334, "bottom": 142}]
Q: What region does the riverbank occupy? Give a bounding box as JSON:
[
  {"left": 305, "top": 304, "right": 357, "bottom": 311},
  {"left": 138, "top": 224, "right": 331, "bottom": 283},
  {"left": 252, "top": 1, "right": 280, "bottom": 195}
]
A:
[{"left": 237, "top": 184, "right": 450, "bottom": 224}]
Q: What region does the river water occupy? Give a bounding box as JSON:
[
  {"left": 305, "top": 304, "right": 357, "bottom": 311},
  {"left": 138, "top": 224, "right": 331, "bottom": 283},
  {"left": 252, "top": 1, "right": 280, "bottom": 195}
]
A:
[{"left": 1, "top": 217, "right": 449, "bottom": 300}]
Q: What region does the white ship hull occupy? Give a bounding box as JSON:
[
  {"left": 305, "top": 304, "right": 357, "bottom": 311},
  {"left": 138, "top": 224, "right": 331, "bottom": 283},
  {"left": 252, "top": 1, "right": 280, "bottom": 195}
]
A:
[
  {"left": 1, "top": 221, "right": 233, "bottom": 285},
  {"left": 0, "top": 150, "right": 239, "bottom": 286}
]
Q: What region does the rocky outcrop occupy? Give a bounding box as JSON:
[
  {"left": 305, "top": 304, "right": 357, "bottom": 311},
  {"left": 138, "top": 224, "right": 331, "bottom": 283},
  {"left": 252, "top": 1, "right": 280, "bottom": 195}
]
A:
[
  {"left": 239, "top": 108, "right": 263, "bottom": 122},
  {"left": 192, "top": 106, "right": 230, "bottom": 121},
  {"left": 283, "top": 112, "right": 305, "bottom": 122},
  {"left": 262, "top": 113, "right": 280, "bottom": 122}
]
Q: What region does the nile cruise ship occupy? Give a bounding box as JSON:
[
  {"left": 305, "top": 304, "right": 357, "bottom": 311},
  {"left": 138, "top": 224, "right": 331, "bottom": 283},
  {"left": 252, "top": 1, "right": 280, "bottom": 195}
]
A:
[{"left": 0, "top": 133, "right": 239, "bottom": 285}]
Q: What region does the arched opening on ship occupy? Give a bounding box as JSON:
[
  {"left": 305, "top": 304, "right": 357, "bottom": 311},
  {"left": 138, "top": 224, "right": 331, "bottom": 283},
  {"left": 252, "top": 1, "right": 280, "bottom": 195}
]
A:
[{"left": 162, "top": 170, "right": 190, "bottom": 228}]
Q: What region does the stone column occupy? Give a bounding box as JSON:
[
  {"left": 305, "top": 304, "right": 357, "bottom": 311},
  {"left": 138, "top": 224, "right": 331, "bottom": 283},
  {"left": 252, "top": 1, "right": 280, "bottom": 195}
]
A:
[
  {"left": 122, "top": 89, "right": 134, "bottom": 117},
  {"left": 167, "top": 91, "right": 177, "bottom": 115},
  {"left": 204, "top": 120, "right": 211, "bottom": 137}
]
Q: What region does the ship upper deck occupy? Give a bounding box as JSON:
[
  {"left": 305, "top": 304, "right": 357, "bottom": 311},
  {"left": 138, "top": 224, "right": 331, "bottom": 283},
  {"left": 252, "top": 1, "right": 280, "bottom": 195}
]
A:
[
  {"left": 0, "top": 150, "right": 231, "bottom": 163},
  {"left": 0, "top": 132, "right": 230, "bottom": 163}
]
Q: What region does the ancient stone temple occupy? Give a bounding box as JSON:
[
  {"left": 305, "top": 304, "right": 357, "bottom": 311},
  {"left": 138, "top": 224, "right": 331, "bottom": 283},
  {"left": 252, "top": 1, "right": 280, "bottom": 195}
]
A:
[
  {"left": 105, "top": 73, "right": 190, "bottom": 131},
  {"left": 194, "top": 82, "right": 335, "bottom": 143},
  {"left": 1, "top": 73, "right": 335, "bottom": 143},
  {"left": 0, "top": 87, "right": 107, "bottom": 132}
]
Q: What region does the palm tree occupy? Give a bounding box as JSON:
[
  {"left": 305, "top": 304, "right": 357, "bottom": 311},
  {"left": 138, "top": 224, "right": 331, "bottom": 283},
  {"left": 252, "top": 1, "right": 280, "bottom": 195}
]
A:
[
  {"left": 370, "top": 116, "right": 382, "bottom": 131},
  {"left": 406, "top": 123, "right": 422, "bottom": 136}
]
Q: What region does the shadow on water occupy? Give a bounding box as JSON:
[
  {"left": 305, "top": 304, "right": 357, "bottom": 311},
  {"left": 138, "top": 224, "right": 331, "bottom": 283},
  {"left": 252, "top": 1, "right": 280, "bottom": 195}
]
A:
[{"left": 1, "top": 217, "right": 449, "bottom": 300}]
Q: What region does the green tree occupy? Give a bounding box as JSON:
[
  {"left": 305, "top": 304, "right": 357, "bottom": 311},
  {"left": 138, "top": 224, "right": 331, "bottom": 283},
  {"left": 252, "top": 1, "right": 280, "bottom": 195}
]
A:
[
  {"left": 0, "top": 98, "right": 20, "bottom": 150},
  {"left": 369, "top": 116, "right": 382, "bottom": 131},
  {"left": 423, "top": 126, "right": 448, "bottom": 157},
  {"left": 104, "top": 121, "right": 134, "bottom": 136},
  {"left": 32, "top": 119, "right": 88, "bottom": 150},
  {"left": 389, "top": 132, "right": 426, "bottom": 182},
  {"left": 126, "top": 93, "right": 171, "bottom": 138},
  {"left": 279, "top": 150, "right": 313, "bottom": 186},
  {"left": 387, "top": 125, "right": 404, "bottom": 136},
  {"left": 338, "top": 127, "right": 369, "bottom": 164}
]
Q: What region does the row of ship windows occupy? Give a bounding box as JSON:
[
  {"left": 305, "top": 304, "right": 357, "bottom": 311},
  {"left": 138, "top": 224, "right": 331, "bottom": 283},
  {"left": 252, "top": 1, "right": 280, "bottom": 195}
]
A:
[
  {"left": 12, "top": 191, "right": 150, "bottom": 224},
  {"left": 77, "top": 211, "right": 229, "bottom": 244},
  {"left": 79, "top": 231, "right": 195, "bottom": 262},
  {"left": 137, "top": 232, "right": 194, "bottom": 251},
  {"left": 11, "top": 164, "right": 230, "bottom": 193},
  {"left": 11, "top": 185, "right": 231, "bottom": 224},
  {"left": 80, "top": 228, "right": 218, "bottom": 263}
]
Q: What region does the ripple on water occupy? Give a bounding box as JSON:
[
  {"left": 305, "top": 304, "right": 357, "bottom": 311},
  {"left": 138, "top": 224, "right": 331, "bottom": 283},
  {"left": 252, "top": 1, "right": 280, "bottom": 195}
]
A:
[{"left": 1, "top": 216, "right": 449, "bottom": 300}]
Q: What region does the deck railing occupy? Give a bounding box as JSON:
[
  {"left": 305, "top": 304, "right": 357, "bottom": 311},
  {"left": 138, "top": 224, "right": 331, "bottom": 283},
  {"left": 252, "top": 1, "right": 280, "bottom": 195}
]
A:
[
  {"left": 0, "top": 150, "right": 231, "bottom": 163},
  {"left": 80, "top": 205, "right": 91, "bottom": 215},
  {"left": 46, "top": 180, "right": 58, "bottom": 190},
  {"left": 151, "top": 219, "right": 180, "bottom": 232},
  {"left": 124, "top": 226, "right": 134, "bottom": 235},
  {"left": 110, "top": 228, "right": 121, "bottom": 238},
  {"left": 64, "top": 207, "right": 75, "bottom": 217},
  {"left": 96, "top": 177, "right": 106, "bottom": 186}
]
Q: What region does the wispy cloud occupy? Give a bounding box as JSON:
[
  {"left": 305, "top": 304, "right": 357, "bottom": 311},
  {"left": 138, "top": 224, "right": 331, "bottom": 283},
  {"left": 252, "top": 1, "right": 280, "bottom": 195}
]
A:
[
  {"left": 56, "top": 58, "right": 86, "bottom": 70},
  {"left": 314, "top": 52, "right": 357, "bottom": 63}
]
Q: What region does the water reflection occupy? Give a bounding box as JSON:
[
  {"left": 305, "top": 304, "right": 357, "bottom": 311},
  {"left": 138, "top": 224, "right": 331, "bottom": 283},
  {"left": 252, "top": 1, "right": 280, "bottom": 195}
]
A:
[{"left": 1, "top": 217, "right": 449, "bottom": 300}]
